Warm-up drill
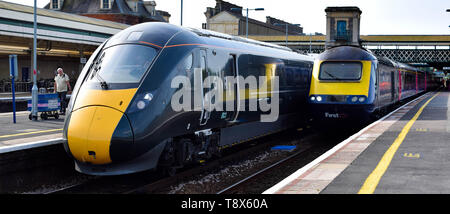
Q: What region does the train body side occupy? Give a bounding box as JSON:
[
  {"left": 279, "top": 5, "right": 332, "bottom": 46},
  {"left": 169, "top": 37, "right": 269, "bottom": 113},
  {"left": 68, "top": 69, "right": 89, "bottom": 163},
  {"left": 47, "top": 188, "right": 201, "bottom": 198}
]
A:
[{"left": 62, "top": 22, "right": 314, "bottom": 175}]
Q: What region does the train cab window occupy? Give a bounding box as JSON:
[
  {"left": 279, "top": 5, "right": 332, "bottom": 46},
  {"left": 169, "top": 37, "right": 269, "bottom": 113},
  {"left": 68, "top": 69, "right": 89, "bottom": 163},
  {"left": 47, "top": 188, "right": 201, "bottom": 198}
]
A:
[
  {"left": 319, "top": 61, "right": 362, "bottom": 81},
  {"left": 87, "top": 44, "right": 157, "bottom": 84}
]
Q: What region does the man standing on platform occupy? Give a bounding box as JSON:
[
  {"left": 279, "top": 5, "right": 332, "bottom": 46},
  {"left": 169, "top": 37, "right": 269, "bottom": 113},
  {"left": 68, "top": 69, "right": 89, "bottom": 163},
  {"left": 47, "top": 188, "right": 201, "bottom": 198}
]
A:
[{"left": 54, "top": 68, "right": 71, "bottom": 115}]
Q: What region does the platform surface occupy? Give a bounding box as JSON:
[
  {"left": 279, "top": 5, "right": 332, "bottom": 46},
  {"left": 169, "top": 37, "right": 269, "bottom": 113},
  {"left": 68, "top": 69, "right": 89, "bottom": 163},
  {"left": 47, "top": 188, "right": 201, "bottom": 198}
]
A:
[
  {"left": 0, "top": 111, "right": 64, "bottom": 153},
  {"left": 265, "top": 91, "right": 450, "bottom": 194}
]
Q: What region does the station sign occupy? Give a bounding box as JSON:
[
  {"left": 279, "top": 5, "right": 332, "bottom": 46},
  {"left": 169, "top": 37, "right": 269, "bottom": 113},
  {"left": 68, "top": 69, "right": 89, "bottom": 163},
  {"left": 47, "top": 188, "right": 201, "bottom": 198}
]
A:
[
  {"left": 9, "top": 54, "right": 18, "bottom": 123},
  {"left": 9, "top": 54, "right": 18, "bottom": 80}
]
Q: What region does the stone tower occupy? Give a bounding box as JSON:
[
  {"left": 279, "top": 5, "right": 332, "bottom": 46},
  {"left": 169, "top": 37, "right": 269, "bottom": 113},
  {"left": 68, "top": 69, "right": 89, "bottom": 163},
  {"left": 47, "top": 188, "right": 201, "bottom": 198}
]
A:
[{"left": 325, "top": 6, "right": 362, "bottom": 49}]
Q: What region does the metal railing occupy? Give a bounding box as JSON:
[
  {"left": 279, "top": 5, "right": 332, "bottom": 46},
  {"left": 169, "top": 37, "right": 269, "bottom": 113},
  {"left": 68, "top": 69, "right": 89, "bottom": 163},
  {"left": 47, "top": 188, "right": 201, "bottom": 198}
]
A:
[{"left": 0, "top": 80, "right": 55, "bottom": 93}]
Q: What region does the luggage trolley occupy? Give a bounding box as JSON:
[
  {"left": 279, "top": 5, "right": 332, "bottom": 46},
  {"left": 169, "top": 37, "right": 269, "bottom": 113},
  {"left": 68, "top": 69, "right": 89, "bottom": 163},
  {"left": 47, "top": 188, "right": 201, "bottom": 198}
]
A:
[{"left": 27, "top": 93, "right": 61, "bottom": 120}]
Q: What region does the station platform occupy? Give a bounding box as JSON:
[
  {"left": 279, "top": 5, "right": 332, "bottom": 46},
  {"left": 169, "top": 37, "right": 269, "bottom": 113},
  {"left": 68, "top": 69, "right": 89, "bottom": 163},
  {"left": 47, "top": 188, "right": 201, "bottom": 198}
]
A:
[
  {"left": 0, "top": 111, "right": 64, "bottom": 154},
  {"left": 264, "top": 91, "right": 450, "bottom": 194}
]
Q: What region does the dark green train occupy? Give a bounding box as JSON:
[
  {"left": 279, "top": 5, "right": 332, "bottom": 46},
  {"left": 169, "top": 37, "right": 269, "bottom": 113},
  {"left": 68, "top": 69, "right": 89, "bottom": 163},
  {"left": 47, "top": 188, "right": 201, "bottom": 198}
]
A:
[{"left": 62, "top": 22, "right": 314, "bottom": 175}]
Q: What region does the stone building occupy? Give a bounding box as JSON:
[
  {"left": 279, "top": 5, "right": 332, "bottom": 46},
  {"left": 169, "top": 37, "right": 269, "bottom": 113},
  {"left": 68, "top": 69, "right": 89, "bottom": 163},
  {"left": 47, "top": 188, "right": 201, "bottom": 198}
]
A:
[
  {"left": 204, "top": 0, "right": 303, "bottom": 36},
  {"left": 325, "top": 6, "right": 362, "bottom": 49},
  {"left": 45, "top": 0, "right": 170, "bottom": 25}
]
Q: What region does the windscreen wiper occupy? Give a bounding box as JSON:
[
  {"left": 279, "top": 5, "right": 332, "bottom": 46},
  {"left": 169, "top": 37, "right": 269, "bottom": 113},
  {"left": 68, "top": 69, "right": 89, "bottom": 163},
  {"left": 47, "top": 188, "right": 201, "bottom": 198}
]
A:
[
  {"left": 95, "top": 71, "right": 108, "bottom": 90},
  {"left": 323, "top": 70, "right": 342, "bottom": 80},
  {"left": 90, "top": 53, "right": 108, "bottom": 89},
  {"left": 91, "top": 60, "right": 108, "bottom": 89}
]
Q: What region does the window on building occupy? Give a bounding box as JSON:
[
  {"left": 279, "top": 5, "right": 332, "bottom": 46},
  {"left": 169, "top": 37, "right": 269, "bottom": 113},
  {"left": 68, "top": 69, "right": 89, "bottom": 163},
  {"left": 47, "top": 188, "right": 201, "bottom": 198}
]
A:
[
  {"left": 336, "top": 20, "right": 347, "bottom": 39},
  {"left": 101, "top": 0, "right": 111, "bottom": 9},
  {"left": 51, "top": 0, "right": 59, "bottom": 9}
]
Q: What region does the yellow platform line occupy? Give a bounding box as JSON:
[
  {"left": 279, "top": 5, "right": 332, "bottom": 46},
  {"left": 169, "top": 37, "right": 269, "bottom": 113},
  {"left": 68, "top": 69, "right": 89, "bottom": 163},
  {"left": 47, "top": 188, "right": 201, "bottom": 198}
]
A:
[
  {"left": 358, "top": 92, "right": 440, "bottom": 194},
  {"left": 0, "top": 128, "right": 63, "bottom": 139}
]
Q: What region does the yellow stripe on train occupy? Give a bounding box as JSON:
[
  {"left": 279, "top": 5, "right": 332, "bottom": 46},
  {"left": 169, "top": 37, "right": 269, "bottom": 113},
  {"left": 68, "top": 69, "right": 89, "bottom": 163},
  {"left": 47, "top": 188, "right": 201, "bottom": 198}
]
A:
[{"left": 309, "top": 60, "right": 372, "bottom": 96}]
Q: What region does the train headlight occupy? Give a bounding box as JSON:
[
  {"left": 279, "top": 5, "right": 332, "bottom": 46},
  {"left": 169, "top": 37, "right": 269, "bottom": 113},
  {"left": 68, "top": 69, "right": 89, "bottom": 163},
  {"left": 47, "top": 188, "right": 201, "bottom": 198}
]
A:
[
  {"left": 137, "top": 100, "right": 146, "bottom": 109},
  {"left": 144, "top": 93, "right": 153, "bottom": 101},
  {"left": 129, "top": 92, "right": 154, "bottom": 113},
  {"left": 310, "top": 96, "right": 316, "bottom": 101},
  {"left": 351, "top": 96, "right": 358, "bottom": 102},
  {"left": 316, "top": 96, "right": 322, "bottom": 102},
  {"left": 358, "top": 97, "right": 366, "bottom": 102}
]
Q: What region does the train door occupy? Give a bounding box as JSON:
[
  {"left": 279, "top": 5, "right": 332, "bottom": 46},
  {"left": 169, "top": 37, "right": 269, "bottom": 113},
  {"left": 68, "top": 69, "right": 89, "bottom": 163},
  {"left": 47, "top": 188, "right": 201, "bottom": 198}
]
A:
[
  {"left": 398, "top": 70, "right": 402, "bottom": 101},
  {"left": 199, "top": 49, "right": 211, "bottom": 125},
  {"left": 375, "top": 65, "right": 380, "bottom": 108},
  {"left": 223, "top": 54, "right": 238, "bottom": 122},
  {"left": 415, "top": 72, "right": 418, "bottom": 94},
  {"left": 391, "top": 70, "right": 396, "bottom": 102}
]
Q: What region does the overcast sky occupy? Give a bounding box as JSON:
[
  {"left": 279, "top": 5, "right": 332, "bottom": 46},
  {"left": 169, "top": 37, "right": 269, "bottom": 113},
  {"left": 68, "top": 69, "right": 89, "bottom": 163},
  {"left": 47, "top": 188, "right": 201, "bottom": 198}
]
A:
[{"left": 4, "top": 0, "right": 450, "bottom": 35}]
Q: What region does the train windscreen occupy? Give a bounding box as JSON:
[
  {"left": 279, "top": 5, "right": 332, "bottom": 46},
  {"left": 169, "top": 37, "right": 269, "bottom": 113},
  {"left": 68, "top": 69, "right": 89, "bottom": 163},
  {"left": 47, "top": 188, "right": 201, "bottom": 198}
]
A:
[
  {"left": 319, "top": 62, "right": 362, "bottom": 81},
  {"left": 88, "top": 44, "right": 157, "bottom": 84}
]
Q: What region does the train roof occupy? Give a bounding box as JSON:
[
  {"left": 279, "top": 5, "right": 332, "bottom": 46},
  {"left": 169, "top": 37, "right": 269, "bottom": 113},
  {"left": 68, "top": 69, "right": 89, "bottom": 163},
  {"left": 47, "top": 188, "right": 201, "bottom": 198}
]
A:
[
  {"left": 104, "top": 22, "right": 182, "bottom": 49},
  {"left": 185, "top": 27, "right": 293, "bottom": 52},
  {"left": 319, "top": 45, "right": 422, "bottom": 72},
  {"left": 104, "top": 22, "right": 296, "bottom": 54},
  {"left": 396, "top": 62, "right": 420, "bottom": 72},
  {"left": 317, "top": 45, "right": 377, "bottom": 61}
]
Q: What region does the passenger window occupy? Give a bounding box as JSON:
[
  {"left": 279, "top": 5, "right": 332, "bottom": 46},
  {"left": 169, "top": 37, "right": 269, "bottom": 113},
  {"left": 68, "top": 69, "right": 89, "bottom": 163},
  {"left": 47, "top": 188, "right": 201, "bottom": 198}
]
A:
[
  {"left": 201, "top": 55, "right": 206, "bottom": 72},
  {"left": 183, "top": 53, "right": 193, "bottom": 71}
]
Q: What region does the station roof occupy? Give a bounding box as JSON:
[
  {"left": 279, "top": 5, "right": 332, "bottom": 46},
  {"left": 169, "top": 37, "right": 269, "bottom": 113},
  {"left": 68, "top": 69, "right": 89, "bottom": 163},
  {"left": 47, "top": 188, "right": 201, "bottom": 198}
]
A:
[
  {"left": 0, "top": 1, "right": 129, "bottom": 31},
  {"left": 0, "top": 1, "right": 130, "bottom": 57}
]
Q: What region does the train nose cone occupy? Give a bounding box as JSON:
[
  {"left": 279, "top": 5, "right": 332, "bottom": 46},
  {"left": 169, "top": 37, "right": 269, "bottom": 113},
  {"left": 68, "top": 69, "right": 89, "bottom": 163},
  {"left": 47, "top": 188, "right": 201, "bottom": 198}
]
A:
[{"left": 67, "top": 106, "right": 132, "bottom": 165}]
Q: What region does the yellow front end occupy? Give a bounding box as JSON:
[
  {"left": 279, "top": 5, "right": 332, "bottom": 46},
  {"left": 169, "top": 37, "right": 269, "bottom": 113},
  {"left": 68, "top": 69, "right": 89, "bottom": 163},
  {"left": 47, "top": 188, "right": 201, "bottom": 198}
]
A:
[
  {"left": 67, "top": 87, "right": 137, "bottom": 165},
  {"left": 309, "top": 60, "right": 372, "bottom": 97}
]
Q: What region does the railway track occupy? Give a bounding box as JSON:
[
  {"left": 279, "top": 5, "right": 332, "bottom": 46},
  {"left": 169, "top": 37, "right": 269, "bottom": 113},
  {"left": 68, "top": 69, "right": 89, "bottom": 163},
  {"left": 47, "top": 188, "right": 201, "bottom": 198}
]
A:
[
  {"left": 216, "top": 146, "right": 312, "bottom": 194},
  {"left": 46, "top": 127, "right": 316, "bottom": 194},
  {"left": 126, "top": 127, "right": 320, "bottom": 194},
  {"left": 134, "top": 128, "right": 357, "bottom": 194},
  {"left": 215, "top": 131, "right": 354, "bottom": 194}
]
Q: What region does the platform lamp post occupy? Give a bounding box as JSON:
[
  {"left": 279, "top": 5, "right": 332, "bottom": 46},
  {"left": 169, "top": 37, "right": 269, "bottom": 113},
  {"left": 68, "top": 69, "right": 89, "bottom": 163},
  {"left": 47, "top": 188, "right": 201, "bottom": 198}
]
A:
[
  {"left": 274, "top": 23, "right": 301, "bottom": 47},
  {"left": 31, "top": 0, "right": 38, "bottom": 121},
  {"left": 309, "top": 33, "right": 312, "bottom": 53},
  {"left": 447, "top": 9, "right": 449, "bottom": 28},
  {"left": 180, "top": 0, "right": 183, "bottom": 26},
  {"left": 231, "top": 7, "right": 264, "bottom": 39}
]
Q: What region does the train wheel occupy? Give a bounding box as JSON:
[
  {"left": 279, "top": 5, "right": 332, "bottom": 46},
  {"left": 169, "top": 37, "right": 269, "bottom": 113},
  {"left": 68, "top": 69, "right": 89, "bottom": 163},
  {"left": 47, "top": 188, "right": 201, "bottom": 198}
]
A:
[
  {"left": 158, "top": 139, "right": 177, "bottom": 174},
  {"left": 41, "top": 113, "right": 48, "bottom": 120},
  {"left": 164, "top": 167, "right": 177, "bottom": 177},
  {"left": 29, "top": 114, "right": 38, "bottom": 120},
  {"left": 158, "top": 138, "right": 195, "bottom": 176}
]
